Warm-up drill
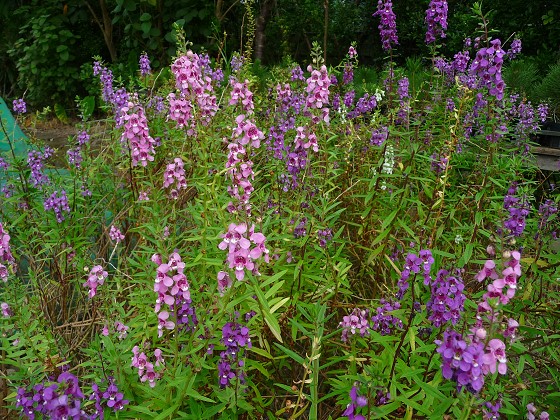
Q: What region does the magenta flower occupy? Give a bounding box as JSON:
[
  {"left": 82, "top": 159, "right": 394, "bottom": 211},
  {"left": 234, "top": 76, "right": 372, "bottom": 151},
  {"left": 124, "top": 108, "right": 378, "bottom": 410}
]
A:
[
  {"left": 163, "top": 157, "right": 188, "bottom": 198},
  {"left": 232, "top": 114, "right": 264, "bottom": 148},
  {"left": 218, "top": 223, "right": 251, "bottom": 252},
  {"left": 305, "top": 65, "right": 331, "bottom": 118}
]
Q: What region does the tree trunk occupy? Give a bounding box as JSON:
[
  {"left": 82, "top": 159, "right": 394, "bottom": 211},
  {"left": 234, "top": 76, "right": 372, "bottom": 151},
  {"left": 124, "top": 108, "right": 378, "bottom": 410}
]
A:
[
  {"left": 254, "top": 0, "right": 276, "bottom": 62},
  {"left": 85, "top": 0, "right": 117, "bottom": 62},
  {"left": 99, "top": 0, "right": 117, "bottom": 62},
  {"left": 323, "top": 0, "right": 328, "bottom": 64}
]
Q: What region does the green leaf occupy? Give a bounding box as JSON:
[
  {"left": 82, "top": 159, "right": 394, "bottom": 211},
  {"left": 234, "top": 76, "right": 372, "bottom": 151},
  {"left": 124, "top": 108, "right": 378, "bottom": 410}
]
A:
[
  {"left": 458, "top": 243, "right": 474, "bottom": 267},
  {"left": 129, "top": 405, "right": 156, "bottom": 416},
  {"left": 382, "top": 208, "right": 399, "bottom": 230},
  {"left": 153, "top": 404, "right": 180, "bottom": 420},
  {"left": 79, "top": 95, "right": 95, "bottom": 119},
  {"left": 54, "top": 103, "right": 69, "bottom": 123},
  {"left": 274, "top": 343, "right": 305, "bottom": 364},
  {"left": 141, "top": 21, "right": 151, "bottom": 34}
]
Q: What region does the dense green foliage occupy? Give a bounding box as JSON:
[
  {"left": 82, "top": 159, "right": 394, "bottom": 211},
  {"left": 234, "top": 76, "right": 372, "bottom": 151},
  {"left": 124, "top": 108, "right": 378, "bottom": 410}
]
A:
[{"left": 1, "top": 0, "right": 560, "bottom": 110}]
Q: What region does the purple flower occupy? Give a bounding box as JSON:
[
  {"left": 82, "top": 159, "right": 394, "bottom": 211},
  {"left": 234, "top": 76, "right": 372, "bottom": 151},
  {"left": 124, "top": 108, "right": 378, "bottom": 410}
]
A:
[
  {"left": 426, "top": 269, "right": 465, "bottom": 327},
  {"left": 397, "top": 77, "right": 409, "bottom": 100},
  {"left": 83, "top": 265, "right": 108, "bottom": 298},
  {"left": 537, "top": 103, "right": 549, "bottom": 123},
  {"left": 230, "top": 54, "right": 245, "bottom": 72},
  {"left": 469, "top": 39, "right": 506, "bottom": 100},
  {"left": 43, "top": 190, "right": 71, "bottom": 223},
  {"left": 218, "top": 321, "right": 251, "bottom": 387},
  {"left": 370, "top": 126, "right": 388, "bottom": 146},
  {"left": 340, "top": 308, "right": 370, "bottom": 342},
  {"left": 343, "top": 385, "right": 367, "bottom": 420},
  {"left": 291, "top": 65, "right": 305, "bottom": 82},
  {"left": 371, "top": 300, "right": 403, "bottom": 335},
  {"left": 109, "top": 225, "right": 125, "bottom": 243},
  {"left": 13, "top": 98, "right": 27, "bottom": 114},
  {"left": 317, "top": 228, "right": 333, "bottom": 247},
  {"left": 67, "top": 147, "right": 83, "bottom": 169},
  {"left": 27, "top": 150, "right": 50, "bottom": 188},
  {"left": 229, "top": 79, "right": 255, "bottom": 114},
  {"left": 425, "top": 0, "right": 448, "bottom": 44},
  {"left": 139, "top": 52, "right": 151, "bottom": 76},
  {"left": 1, "top": 302, "right": 12, "bottom": 317},
  {"left": 343, "top": 62, "right": 354, "bottom": 85},
  {"left": 163, "top": 157, "right": 188, "bottom": 198},
  {"left": 507, "top": 39, "right": 522, "bottom": 60},
  {"left": 93, "top": 61, "right": 116, "bottom": 104},
  {"left": 373, "top": 1, "right": 399, "bottom": 51},
  {"left": 482, "top": 398, "right": 502, "bottom": 419}
]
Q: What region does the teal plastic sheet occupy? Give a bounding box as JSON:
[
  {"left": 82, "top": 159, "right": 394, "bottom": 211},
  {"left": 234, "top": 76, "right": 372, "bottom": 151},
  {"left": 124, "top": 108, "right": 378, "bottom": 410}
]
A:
[{"left": 0, "top": 96, "right": 31, "bottom": 158}]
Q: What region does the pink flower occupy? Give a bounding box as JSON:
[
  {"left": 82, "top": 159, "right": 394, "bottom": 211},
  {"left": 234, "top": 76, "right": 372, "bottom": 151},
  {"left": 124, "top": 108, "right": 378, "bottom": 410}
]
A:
[
  {"left": 476, "top": 260, "right": 499, "bottom": 282},
  {"left": 217, "top": 271, "right": 232, "bottom": 295},
  {"left": 83, "top": 265, "right": 108, "bottom": 298},
  {"left": 140, "top": 362, "right": 159, "bottom": 387},
  {"left": 1, "top": 302, "right": 12, "bottom": 317},
  {"left": 154, "top": 348, "right": 164, "bottom": 367},
  {"left": 109, "top": 225, "right": 125, "bottom": 243},
  {"left": 483, "top": 338, "right": 507, "bottom": 374}
]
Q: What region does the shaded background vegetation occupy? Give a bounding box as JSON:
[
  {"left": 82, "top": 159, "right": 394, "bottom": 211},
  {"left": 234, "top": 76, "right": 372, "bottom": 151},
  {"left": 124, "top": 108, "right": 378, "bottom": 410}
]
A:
[{"left": 1, "top": 0, "right": 559, "bottom": 109}]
